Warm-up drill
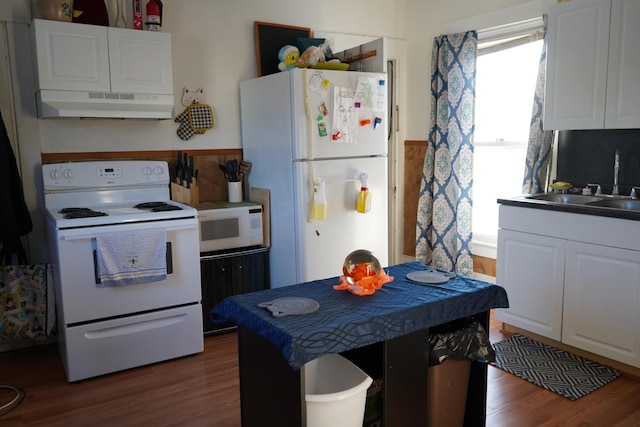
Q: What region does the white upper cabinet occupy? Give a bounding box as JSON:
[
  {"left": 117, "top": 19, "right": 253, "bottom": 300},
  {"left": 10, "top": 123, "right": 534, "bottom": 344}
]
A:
[
  {"left": 545, "top": 0, "right": 640, "bottom": 130},
  {"left": 107, "top": 27, "right": 172, "bottom": 95},
  {"left": 32, "top": 19, "right": 110, "bottom": 92},
  {"left": 32, "top": 19, "right": 173, "bottom": 95},
  {"left": 605, "top": 0, "right": 640, "bottom": 129}
]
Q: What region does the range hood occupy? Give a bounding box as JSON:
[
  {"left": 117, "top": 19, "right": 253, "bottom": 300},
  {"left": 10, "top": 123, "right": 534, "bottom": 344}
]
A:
[{"left": 36, "top": 90, "right": 174, "bottom": 119}]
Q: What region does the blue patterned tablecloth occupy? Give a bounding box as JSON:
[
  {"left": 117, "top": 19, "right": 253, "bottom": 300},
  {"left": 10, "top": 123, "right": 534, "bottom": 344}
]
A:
[{"left": 211, "top": 262, "right": 509, "bottom": 370}]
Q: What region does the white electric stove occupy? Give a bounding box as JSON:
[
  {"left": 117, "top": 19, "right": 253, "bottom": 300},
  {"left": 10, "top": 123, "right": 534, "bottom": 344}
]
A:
[{"left": 43, "top": 160, "right": 203, "bottom": 382}]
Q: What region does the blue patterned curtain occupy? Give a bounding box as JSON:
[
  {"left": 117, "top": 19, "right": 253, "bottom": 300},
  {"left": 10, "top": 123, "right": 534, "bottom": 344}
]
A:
[
  {"left": 416, "top": 31, "right": 477, "bottom": 277},
  {"left": 523, "top": 16, "right": 553, "bottom": 194}
]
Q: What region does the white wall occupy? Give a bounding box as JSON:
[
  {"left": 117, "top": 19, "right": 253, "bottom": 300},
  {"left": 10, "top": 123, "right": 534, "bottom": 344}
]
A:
[{"left": 0, "top": 1, "right": 30, "bottom": 23}]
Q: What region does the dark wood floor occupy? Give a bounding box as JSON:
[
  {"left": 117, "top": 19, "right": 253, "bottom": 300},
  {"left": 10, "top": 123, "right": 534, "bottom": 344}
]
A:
[{"left": 1, "top": 316, "right": 639, "bottom": 426}]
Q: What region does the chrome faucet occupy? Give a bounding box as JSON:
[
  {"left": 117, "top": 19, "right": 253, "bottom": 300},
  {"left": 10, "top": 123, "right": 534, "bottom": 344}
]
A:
[{"left": 612, "top": 149, "right": 620, "bottom": 195}]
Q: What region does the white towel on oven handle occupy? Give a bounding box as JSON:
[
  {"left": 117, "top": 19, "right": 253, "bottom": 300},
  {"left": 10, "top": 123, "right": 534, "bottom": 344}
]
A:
[{"left": 96, "top": 229, "right": 167, "bottom": 287}]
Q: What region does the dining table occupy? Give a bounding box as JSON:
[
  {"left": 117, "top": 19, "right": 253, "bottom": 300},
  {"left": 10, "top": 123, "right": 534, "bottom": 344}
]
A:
[{"left": 211, "top": 261, "right": 509, "bottom": 427}]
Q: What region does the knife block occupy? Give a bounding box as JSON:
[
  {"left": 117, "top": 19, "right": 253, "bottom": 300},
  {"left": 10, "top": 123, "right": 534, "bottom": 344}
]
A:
[{"left": 171, "top": 180, "right": 199, "bottom": 207}]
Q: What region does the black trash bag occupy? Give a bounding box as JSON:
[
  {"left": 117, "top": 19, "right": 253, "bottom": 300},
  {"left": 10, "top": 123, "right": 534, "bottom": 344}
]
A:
[{"left": 428, "top": 317, "right": 495, "bottom": 367}]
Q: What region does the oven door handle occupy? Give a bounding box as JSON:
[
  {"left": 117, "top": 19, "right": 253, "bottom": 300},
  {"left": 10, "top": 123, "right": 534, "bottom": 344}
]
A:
[
  {"left": 62, "top": 234, "right": 98, "bottom": 241},
  {"left": 61, "top": 224, "right": 196, "bottom": 241}
]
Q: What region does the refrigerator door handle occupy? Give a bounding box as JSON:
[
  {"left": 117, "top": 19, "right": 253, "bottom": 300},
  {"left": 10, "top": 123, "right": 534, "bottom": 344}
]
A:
[{"left": 293, "top": 154, "right": 387, "bottom": 162}]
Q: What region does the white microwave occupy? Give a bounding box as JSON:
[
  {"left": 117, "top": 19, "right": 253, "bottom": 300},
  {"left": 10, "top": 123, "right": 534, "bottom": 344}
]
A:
[{"left": 197, "top": 201, "right": 264, "bottom": 253}]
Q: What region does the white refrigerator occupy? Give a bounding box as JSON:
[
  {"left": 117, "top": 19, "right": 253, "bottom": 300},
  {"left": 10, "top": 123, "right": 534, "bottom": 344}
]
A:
[{"left": 241, "top": 68, "right": 389, "bottom": 288}]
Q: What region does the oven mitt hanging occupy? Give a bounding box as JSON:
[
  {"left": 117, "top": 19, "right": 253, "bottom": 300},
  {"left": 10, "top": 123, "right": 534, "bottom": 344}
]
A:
[{"left": 175, "top": 102, "right": 214, "bottom": 140}]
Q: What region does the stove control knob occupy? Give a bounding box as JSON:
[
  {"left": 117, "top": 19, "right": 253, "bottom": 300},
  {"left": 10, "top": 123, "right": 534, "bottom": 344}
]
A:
[
  {"left": 63, "top": 169, "right": 75, "bottom": 180},
  {"left": 50, "top": 169, "right": 62, "bottom": 180},
  {"left": 142, "top": 166, "right": 153, "bottom": 176},
  {"left": 154, "top": 165, "right": 164, "bottom": 175}
]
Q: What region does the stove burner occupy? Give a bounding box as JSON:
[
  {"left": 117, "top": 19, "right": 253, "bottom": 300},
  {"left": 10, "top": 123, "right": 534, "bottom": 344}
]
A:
[
  {"left": 151, "top": 204, "right": 183, "bottom": 212},
  {"left": 134, "top": 202, "right": 167, "bottom": 209},
  {"left": 134, "top": 201, "right": 183, "bottom": 212},
  {"left": 59, "top": 207, "right": 91, "bottom": 214},
  {"left": 58, "top": 208, "right": 108, "bottom": 219}
]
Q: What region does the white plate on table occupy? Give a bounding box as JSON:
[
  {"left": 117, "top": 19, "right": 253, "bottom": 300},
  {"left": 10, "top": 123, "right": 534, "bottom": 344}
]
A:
[
  {"left": 406, "top": 270, "right": 455, "bottom": 285},
  {"left": 258, "top": 297, "right": 320, "bottom": 318}
]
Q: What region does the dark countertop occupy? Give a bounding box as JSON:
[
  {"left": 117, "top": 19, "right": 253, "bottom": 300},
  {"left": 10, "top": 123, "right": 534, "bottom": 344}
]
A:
[{"left": 498, "top": 195, "right": 640, "bottom": 221}]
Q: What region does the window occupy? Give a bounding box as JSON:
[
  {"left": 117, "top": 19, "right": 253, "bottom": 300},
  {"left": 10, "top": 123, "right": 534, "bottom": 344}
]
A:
[{"left": 472, "top": 29, "right": 543, "bottom": 257}]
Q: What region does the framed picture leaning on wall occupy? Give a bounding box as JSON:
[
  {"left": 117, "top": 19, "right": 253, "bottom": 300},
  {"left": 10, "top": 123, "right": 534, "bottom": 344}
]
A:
[{"left": 254, "top": 21, "right": 311, "bottom": 76}]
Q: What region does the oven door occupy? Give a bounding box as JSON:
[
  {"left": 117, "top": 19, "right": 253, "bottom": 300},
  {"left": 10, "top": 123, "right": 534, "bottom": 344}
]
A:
[{"left": 53, "top": 218, "right": 201, "bottom": 324}]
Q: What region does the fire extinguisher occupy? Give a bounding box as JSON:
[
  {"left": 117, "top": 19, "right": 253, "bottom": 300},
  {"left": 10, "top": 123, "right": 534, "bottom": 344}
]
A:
[{"left": 145, "top": 0, "right": 162, "bottom": 31}]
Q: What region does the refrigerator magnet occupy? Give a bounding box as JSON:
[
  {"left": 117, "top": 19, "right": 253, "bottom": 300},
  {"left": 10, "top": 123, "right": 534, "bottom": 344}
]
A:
[
  {"left": 320, "top": 102, "right": 328, "bottom": 117},
  {"left": 318, "top": 122, "right": 328, "bottom": 137}
]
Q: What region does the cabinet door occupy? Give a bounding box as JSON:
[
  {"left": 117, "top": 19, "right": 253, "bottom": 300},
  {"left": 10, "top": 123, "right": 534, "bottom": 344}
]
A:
[
  {"left": 495, "top": 229, "right": 565, "bottom": 340},
  {"left": 563, "top": 241, "right": 640, "bottom": 368},
  {"left": 200, "top": 256, "right": 235, "bottom": 332},
  {"left": 200, "top": 250, "right": 270, "bottom": 333},
  {"left": 32, "top": 19, "right": 110, "bottom": 92},
  {"left": 544, "top": 0, "right": 610, "bottom": 130},
  {"left": 107, "top": 28, "right": 173, "bottom": 94},
  {"left": 605, "top": 0, "right": 640, "bottom": 128},
  {"left": 231, "top": 250, "right": 269, "bottom": 295}
]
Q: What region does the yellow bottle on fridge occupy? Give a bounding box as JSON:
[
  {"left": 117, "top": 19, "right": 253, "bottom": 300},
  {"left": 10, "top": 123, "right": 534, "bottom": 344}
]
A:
[
  {"left": 357, "top": 173, "right": 371, "bottom": 214},
  {"left": 314, "top": 178, "right": 327, "bottom": 220}
]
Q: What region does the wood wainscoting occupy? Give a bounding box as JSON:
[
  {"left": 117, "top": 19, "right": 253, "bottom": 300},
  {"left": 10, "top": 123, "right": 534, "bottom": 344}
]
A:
[
  {"left": 403, "top": 140, "right": 426, "bottom": 257},
  {"left": 41, "top": 149, "right": 243, "bottom": 204},
  {"left": 403, "top": 140, "right": 496, "bottom": 277}
]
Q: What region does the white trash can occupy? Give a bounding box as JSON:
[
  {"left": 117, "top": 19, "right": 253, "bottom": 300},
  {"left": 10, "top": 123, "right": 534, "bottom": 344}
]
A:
[{"left": 304, "top": 353, "right": 373, "bottom": 427}]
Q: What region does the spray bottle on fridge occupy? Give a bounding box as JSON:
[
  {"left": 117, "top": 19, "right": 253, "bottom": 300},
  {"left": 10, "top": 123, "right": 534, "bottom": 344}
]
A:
[{"left": 357, "top": 173, "right": 371, "bottom": 214}]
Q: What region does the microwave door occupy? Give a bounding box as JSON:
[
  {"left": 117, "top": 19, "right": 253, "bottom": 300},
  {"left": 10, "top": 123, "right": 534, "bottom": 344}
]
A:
[{"left": 199, "top": 210, "right": 250, "bottom": 252}]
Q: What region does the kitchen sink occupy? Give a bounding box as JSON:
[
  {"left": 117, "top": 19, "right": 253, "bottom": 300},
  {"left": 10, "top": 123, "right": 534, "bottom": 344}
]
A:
[
  {"left": 503, "top": 193, "right": 640, "bottom": 220},
  {"left": 525, "top": 194, "right": 603, "bottom": 204},
  {"left": 586, "top": 199, "right": 640, "bottom": 211}
]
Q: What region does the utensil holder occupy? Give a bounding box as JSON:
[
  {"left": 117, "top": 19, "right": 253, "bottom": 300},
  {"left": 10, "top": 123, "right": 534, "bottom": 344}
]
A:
[
  {"left": 171, "top": 180, "right": 199, "bottom": 207},
  {"left": 228, "top": 181, "right": 242, "bottom": 203}
]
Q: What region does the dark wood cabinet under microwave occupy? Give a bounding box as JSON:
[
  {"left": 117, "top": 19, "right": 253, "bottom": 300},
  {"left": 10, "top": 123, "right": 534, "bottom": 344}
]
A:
[{"left": 200, "top": 247, "right": 270, "bottom": 334}]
